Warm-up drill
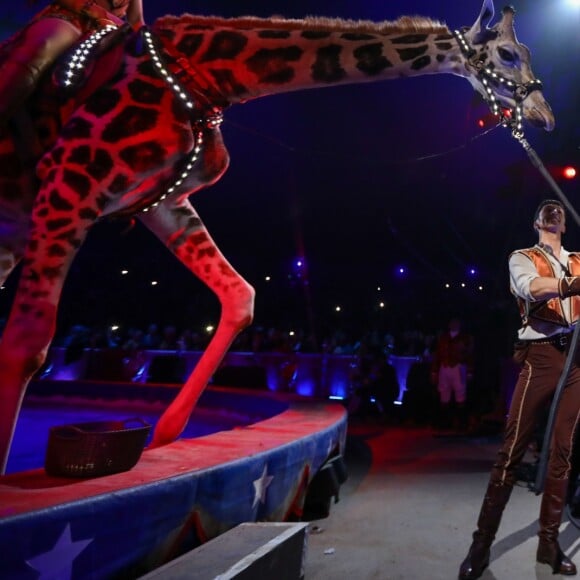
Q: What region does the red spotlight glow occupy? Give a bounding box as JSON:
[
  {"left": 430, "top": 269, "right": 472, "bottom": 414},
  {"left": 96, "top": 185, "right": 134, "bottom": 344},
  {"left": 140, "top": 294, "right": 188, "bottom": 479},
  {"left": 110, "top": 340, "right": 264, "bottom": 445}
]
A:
[
  {"left": 563, "top": 166, "right": 577, "bottom": 179},
  {"left": 476, "top": 110, "right": 501, "bottom": 128}
]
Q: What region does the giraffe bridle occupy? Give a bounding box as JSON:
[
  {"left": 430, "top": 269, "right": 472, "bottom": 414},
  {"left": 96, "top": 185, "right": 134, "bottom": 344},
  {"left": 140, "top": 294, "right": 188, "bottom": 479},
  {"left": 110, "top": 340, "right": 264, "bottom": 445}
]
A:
[
  {"left": 453, "top": 28, "right": 544, "bottom": 139},
  {"left": 144, "top": 27, "right": 230, "bottom": 113},
  {"left": 139, "top": 27, "right": 230, "bottom": 213}
]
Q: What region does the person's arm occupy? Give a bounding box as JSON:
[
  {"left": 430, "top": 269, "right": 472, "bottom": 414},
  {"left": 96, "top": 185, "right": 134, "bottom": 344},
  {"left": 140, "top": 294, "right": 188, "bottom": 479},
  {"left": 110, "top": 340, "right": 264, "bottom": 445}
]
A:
[
  {"left": 509, "top": 251, "right": 580, "bottom": 300},
  {"left": 127, "top": 0, "right": 145, "bottom": 27},
  {"left": 430, "top": 337, "right": 441, "bottom": 383},
  {"left": 509, "top": 251, "right": 539, "bottom": 301},
  {"left": 529, "top": 277, "right": 560, "bottom": 299},
  {"left": 56, "top": 0, "right": 124, "bottom": 27}
]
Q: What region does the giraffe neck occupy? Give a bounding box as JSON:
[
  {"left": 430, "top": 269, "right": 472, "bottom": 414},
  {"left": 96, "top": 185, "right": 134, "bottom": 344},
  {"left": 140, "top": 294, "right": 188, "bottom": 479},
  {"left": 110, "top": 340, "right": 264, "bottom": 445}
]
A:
[{"left": 152, "top": 15, "right": 467, "bottom": 106}]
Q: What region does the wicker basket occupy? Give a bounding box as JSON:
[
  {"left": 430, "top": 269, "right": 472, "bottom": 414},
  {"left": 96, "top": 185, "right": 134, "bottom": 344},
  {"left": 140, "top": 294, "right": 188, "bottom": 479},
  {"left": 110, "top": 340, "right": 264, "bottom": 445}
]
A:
[{"left": 44, "top": 418, "right": 151, "bottom": 478}]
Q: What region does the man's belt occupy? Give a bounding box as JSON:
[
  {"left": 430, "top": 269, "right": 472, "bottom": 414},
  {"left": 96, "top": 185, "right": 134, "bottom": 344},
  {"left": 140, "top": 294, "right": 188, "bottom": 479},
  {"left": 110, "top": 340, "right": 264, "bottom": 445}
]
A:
[{"left": 527, "top": 333, "right": 571, "bottom": 348}]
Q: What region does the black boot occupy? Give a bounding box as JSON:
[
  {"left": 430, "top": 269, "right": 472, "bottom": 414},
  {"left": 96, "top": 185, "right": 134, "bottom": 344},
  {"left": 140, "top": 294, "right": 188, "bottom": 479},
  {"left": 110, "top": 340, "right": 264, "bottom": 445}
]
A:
[
  {"left": 536, "top": 477, "right": 577, "bottom": 575},
  {"left": 0, "top": 60, "right": 40, "bottom": 125},
  {"left": 458, "top": 481, "right": 512, "bottom": 580},
  {"left": 0, "top": 23, "right": 75, "bottom": 125}
]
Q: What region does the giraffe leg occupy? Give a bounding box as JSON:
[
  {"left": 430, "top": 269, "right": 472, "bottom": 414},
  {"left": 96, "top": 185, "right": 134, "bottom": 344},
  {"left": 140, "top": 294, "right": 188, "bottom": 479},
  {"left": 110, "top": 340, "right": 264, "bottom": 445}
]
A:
[
  {"left": 0, "top": 196, "right": 96, "bottom": 475},
  {"left": 139, "top": 198, "right": 255, "bottom": 448}
]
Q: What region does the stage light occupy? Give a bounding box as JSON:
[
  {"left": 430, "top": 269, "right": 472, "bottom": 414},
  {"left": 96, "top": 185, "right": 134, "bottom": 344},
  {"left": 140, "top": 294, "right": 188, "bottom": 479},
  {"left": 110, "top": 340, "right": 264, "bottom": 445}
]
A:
[
  {"left": 563, "top": 166, "right": 577, "bottom": 179},
  {"left": 110, "top": 325, "right": 119, "bottom": 331},
  {"left": 151, "top": 280, "right": 158, "bottom": 286},
  {"left": 468, "top": 267, "right": 477, "bottom": 276},
  {"left": 121, "top": 269, "right": 128, "bottom": 275},
  {"left": 461, "top": 283, "right": 466, "bottom": 288},
  {"left": 289, "top": 331, "right": 295, "bottom": 336},
  {"left": 379, "top": 302, "right": 385, "bottom": 308},
  {"left": 205, "top": 325, "right": 214, "bottom": 333},
  {"left": 265, "top": 275, "right": 271, "bottom": 281},
  {"left": 335, "top": 306, "right": 341, "bottom": 312}
]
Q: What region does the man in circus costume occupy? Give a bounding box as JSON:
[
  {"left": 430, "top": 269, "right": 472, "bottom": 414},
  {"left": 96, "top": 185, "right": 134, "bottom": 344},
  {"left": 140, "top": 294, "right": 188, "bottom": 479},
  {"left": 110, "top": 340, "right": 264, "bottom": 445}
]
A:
[{"left": 459, "top": 199, "right": 580, "bottom": 578}]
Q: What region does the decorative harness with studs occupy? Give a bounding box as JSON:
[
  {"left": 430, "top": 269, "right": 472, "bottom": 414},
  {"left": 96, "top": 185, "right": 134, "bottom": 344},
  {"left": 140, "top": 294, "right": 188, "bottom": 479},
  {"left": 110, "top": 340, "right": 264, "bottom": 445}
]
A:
[
  {"left": 57, "top": 24, "right": 227, "bottom": 214},
  {"left": 57, "top": 23, "right": 120, "bottom": 87},
  {"left": 140, "top": 27, "right": 226, "bottom": 213},
  {"left": 452, "top": 28, "right": 543, "bottom": 140}
]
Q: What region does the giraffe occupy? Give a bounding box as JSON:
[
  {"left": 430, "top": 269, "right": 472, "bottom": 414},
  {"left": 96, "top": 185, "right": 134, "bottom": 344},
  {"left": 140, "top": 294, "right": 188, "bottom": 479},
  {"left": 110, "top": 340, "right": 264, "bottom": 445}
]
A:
[{"left": 0, "top": 0, "right": 554, "bottom": 473}]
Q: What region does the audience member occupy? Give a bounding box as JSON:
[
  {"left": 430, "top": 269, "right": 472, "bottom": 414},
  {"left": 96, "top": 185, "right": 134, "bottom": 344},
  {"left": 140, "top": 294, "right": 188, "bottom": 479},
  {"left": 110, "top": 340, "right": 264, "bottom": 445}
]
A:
[{"left": 431, "top": 317, "right": 474, "bottom": 431}]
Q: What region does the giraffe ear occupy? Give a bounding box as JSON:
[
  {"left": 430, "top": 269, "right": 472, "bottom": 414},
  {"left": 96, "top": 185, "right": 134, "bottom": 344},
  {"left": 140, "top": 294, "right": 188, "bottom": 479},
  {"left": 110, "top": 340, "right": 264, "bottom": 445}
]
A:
[
  {"left": 496, "top": 5, "right": 517, "bottom": 42},
  {"left": 465, "top": 0, "right": 496, "bottom": 45}
]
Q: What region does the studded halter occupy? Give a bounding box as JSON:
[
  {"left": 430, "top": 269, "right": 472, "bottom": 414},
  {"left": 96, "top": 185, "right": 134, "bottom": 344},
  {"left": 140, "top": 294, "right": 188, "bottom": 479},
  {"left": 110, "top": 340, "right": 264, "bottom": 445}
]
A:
[{"left": 453, "top": 28, "right": 543, "bottom": 139}]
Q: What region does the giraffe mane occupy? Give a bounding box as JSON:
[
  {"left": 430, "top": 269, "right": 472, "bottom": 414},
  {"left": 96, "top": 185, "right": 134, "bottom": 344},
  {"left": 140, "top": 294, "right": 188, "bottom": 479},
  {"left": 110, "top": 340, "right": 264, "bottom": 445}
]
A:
[{"left": 153, "top": 14, "right": 449, "bottom": 35}]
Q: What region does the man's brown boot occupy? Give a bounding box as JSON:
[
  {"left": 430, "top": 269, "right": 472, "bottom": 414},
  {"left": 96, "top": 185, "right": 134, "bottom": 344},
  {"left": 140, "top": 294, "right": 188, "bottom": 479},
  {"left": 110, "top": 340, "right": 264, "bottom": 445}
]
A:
[
  {"left": 458, "top": 481, "right": 512, "bottom": 580},
  {"left": 537, "top": 477, "right": 577, "bottom": 575}
]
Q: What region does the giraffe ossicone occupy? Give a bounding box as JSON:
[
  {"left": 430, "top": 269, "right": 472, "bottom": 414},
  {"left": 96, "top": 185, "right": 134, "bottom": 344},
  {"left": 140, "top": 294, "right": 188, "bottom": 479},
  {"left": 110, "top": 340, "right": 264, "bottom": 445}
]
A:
[{"left": 0, "top": 0, "right": 554, "bottom": 473}]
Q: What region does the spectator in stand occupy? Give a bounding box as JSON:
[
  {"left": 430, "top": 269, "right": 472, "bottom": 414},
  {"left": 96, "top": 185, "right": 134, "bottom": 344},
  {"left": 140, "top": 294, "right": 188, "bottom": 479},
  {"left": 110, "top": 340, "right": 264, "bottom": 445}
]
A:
[
  {"left": 142, "top": 323, "right": 161, "bottom": 349},
  {"left": 159, "top": 324, "right": 179, "bottom": 350}
]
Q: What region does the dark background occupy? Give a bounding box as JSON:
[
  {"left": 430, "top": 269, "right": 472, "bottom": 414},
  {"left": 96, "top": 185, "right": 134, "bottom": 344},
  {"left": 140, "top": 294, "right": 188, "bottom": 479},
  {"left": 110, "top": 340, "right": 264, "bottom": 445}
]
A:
[{"left": 1, "top": 0, "right": 579, "bottom": 347}]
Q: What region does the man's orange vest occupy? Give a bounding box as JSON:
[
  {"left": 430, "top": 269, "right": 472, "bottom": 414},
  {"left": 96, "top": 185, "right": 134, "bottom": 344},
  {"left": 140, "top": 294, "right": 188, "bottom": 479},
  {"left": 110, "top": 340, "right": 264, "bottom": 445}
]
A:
[{"left": 511, "top": 247, "right": 580, "bottom": 327}]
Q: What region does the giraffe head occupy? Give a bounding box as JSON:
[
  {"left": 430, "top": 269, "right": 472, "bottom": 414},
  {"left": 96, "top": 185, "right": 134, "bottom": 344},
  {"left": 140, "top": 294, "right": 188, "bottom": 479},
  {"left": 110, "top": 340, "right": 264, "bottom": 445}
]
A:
[{"left": 462, "top": 0, "right": 554, "bottom": 131}]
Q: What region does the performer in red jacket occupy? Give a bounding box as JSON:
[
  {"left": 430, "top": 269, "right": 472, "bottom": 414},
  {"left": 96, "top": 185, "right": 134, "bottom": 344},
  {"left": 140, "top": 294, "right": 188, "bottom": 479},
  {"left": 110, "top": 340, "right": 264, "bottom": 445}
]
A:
[{"left": 431, "top": 316, "right": 474, "bottom": 430}]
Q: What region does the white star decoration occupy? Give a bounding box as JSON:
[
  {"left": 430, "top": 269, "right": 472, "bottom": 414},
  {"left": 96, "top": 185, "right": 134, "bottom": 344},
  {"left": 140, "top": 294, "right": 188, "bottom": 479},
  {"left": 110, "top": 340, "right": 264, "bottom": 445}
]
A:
[
  {"left": 26, "top": 523, "right": 93, "bottom": 580},
  {"left": 252, "top": 465, "right": 274, "bottom": 508}
]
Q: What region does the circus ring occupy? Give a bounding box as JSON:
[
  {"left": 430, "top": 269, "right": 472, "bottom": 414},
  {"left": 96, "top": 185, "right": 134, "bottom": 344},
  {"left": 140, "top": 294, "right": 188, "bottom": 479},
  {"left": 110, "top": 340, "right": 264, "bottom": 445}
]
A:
[{"left": 0, "top": 377, "right": 347, "bottom": 579}]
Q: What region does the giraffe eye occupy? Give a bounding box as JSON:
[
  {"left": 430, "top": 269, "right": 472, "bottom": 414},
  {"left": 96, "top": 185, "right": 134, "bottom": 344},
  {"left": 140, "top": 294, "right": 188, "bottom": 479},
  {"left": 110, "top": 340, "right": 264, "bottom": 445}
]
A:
[{"left": 498, "top": 47, "right": 516, "bottom": 64}]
